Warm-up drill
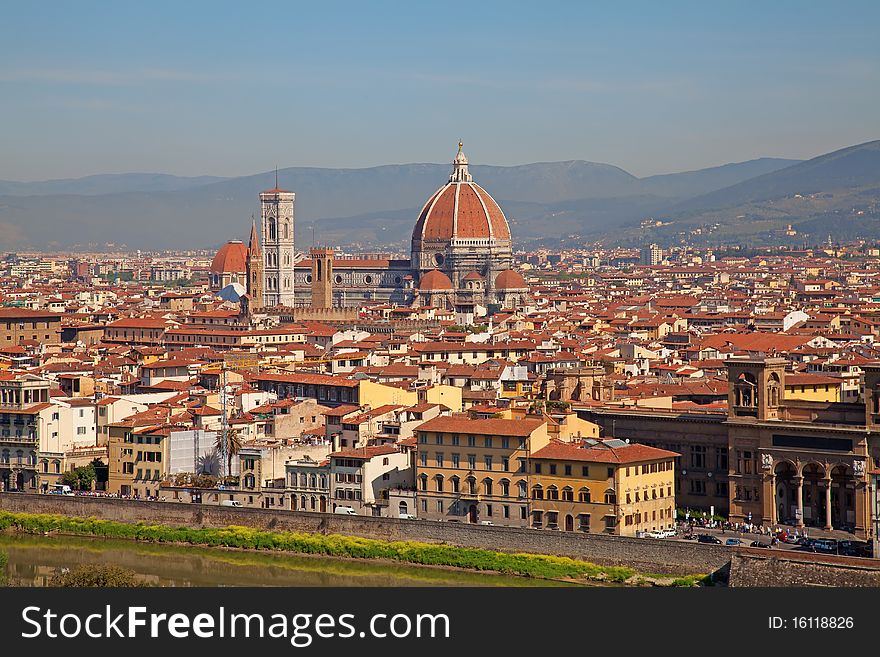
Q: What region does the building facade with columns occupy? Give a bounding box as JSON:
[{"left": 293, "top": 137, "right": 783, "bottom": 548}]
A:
[{"left": 576, "top": 357, "right": 879, "bottom": 539}]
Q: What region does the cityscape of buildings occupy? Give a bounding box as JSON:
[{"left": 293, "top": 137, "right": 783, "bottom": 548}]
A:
[{"left": 3, "top": 143, "right": 880, "bottom": 552}]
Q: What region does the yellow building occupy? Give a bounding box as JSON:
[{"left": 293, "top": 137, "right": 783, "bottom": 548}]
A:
[
  {"left": 107, "top": 408, "right": 172, "bottom": 498},
  {"left": 530, "top": 438, "right": 678, "bottom": 536},
  {"left": 784, "top": 374, "right": 842, "bottom": 403},
  {"left": 414, "top": 416, "right": 550, "bottom": 525}
]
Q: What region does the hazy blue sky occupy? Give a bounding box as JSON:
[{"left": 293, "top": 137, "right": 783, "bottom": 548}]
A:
[{"left": 1, "top": 1, "right": 878, "bottom": 180}]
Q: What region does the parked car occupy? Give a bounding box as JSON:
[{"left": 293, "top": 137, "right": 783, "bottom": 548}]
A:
[
  {"left": 398, "top": 513, "right": 418, "bottom": 520},
  {"left": 725, "top": 538, "right": 743, "bottom": 546},
  {"left": 220, "top": 500, "right": 242, "bottom": 507},
  {"left": 750, "top": 540, "right": 771, "bottom": 548},
  {"left": 334, "top": 506, "right": 357, "bottom": 515},
  {"left": 48, "top": 484, "right": 74, "bottom": 496},
  {"left": 811, "top": 539, "right": 839, "bottom": 554},
  {"left": 697, "top": 534, "right": 722, "bottom": 544}
]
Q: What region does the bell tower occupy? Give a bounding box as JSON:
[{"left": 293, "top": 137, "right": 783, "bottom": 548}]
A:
[
  {"left": 310, "top": 247, "right": 334, "bottom": 309},
  {"left": 260, "top": 170, "right": 295, "bottom": 307},
  {"left": 247, "top": 218, "right": 263, "bottom": 312}
]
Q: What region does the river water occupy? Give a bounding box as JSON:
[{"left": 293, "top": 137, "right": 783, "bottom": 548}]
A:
[{"left": 0, "top": 534, "right": 582, "bottom": 587}]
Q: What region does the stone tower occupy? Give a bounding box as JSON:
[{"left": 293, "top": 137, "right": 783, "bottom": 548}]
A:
[
  {"left": 246, "top": 218, "right": 264, "bottom": 311},
  {"left": 310, "top": 247, "right": 334, "bottom": 309},
  {"left": 727, "top": 358, "right": 786, "bottom": 421},
  {"left": 260, "top": 174, "right": 296, "bottom": 307}
]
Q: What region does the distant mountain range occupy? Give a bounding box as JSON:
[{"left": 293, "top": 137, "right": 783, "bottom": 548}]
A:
[{"left": 1, "top": 139, "right": 878, "bottom": 251}]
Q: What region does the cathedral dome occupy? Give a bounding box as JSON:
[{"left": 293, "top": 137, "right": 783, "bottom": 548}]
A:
[
  {"left": 418, "top": 269, "right": 454, "bottom": 291},
  {"left": 210, "top": 240, "right": 248, "bottom": 274},
  {"left": 411, "top": 144, "right": 511, "bottom": 244},
  {"left": 494, "top": 269, "right": 527, "bottom": 290}
]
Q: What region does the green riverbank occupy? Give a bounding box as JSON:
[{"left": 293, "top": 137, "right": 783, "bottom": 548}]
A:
[{"left": 0, "top": 511, "right": 709, "bottom": 586}]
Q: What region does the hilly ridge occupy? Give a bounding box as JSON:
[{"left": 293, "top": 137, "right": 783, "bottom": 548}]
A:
[{"left": 3, "top": 142, "right": 878, "bottom": 251}]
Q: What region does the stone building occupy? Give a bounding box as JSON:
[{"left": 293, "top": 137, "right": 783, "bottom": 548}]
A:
[{"left": 576, "top": 357, "right": 880, "bottom": 538}]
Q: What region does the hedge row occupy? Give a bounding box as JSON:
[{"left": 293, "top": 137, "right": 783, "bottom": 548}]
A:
[{"left": 0, "top": 512, "right": 707, "bottom": 585}]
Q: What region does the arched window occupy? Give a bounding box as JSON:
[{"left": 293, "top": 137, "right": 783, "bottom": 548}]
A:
[
  {"left": 499, "top": 479, "right": 510, "bottom": 497},
  {"left": 268, "top": 219, "right": 276, "bottom": 241},
  {"left": 578, "top": 487, "right": 591, "bottom": 503},
  {"left": 547, "top": 485, "right": 559, "bottom": 501},
  {"left": 466, "top": 477, "right": 476, "bottom": 495},
  {"left": 483, "top": 478, "right": 493, "bottom": 496},
  {"left": 435, "top": 474, "right": 444, "bottom": 492},
  {"left": 562, "top": 486, "right": 574, "bottom": 502},
  {"left": 450, "top": 476, "right": 460, "bottom": 493},
  {"left": 419, "top": 474, "right": 428, "bottom": 491},
  {"left": 517, "top": 480, "right": 527, "bottom": 498},
  {"left": 531, "top": 485, "right": 544, "bottom": 500},
  {"left": 604, "top": 489, "right": 617, "bottom": 505}
]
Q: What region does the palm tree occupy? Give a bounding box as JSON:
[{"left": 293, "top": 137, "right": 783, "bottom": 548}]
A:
[{"left": 214, "top": 428, "right": 242, "bottom": 479}]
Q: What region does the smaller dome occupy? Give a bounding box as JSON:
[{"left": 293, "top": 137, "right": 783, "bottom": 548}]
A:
[
  {"left": 418, "top": 269, "right": 454, "bottom": 291},
  {"left": 211, "top": 240, "right": 248, "bottom": 274},
  {"left": 463, "top": 271, "right": 483, "bottom": 281},
  {"left": 495, "top": 269, "right": 527, "bottom": 290}
]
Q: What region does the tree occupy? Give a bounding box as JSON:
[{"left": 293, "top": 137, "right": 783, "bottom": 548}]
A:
[
  {"left": 214, "top": 428, "right": 242, "bottom": 478},
  {"left": 60, "top": 464, "right": 96, "bottom": 491}
]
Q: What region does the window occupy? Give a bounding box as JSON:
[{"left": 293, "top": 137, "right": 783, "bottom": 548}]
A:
[
  {"left": 451, "top": 453, "right": 460, "bottom": 469},
  {"left": 547, "top": 486, "right": 559, "bottom": 501},
  {"left": 466, "top": 478, "right": 476, "bottom": 495},
  {"left": 690, "top": 445, "right": 706, "bottom": 469},
  {"left": 77, "top": 427, "right": 87, "bottom": 435},
  {"left": 467, "top": 435, "right": 476, "bottom": 447},
  {"left": 450, "top": 476, "right": 460, "bottom": 493},
  {"left": 434, "top": 475, "right": 444, "bottom": 492},
  {"left": 419, "top": 452, "right": 427, "bottom": 467},
  {"left": 582, "top": 465, "right": 589, "bottom": 477},
  {"left": 578, "top": 514, "right": 591, "bottom": 532},
  {"left": 436, "top": 500, "right": 443, "bottom": 513},
  {"left": 549, "top": 464, "right": 557, "bottom": 475},
  {"left": 484, "top": 455, "right": 493, "bottom": 470},
  {"left": 562, "top": 487, "right": 574, "bottom": 502},
  {"left": 451, "top": 434, "right": 460, "bottom": 446},
  {"left": 483, "top": 479, "right": 493, "bottom": 496},
  {"left": 578, "top": 487, "right": 591, "bottom": 503},
  {"left": 419, "top": 433, "right": 427, "bottom": 444},
  {"left": 502, "top": 457, "right": 509, "bottom": 471},
  {"left": 564, "top": 464, "right": 572, "bottom": 476},
  {"left": 501, "top": 438, "right": 509, "bottom": 449},
  {"left": 534, "top": 463, "right": 542, "bottom": 474},
  {"left": 531, "top": 485, "right": 544, "bottom": 500},
  {"left": 419, "top": 474, "right": 428, "bottom": 491},
  {"left": 607, "top": 467, "right": 615, "bottom": 478},
  {"left": 715, "top": 448, "right": 728, "bottom": 471},
  {"left": 435, "top": 453, "right": 444, "bottom": 467},
  {"left": 467, "top": 454, "right": 476, "bottom": 470},
  {"left": 604, "top": 490, "right": 616, "bottom": 505},
  {"left": 435, "top": 434, "right": 443, "bottom": 445},
  {"left": 483, "top": 437, "right": 492, "bottom": 448},
  {"left": 689, "top": 479, "right": 707, "bottom": 495},
  {"left": 500, "top": 480, "right": 509, "bottom": 497},
  {"left": 517, "top": 480, "right": 527, "bottom": 498}
]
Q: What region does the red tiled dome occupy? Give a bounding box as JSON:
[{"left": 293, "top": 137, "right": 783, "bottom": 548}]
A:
[
  {"left": 418, "top": 269, "right": 454, "bottom": 291},
  {"left": 210, "top": 240, "right": 248, "bottom": 274},
  {"left": 412, "top": 145, "right": 510, "bottom": 245},
  {"left": 494, "top": 269, "right": 527, "bottom": 290},
  {"left": 412, "top": 182, "right": 511, "bottom": 242}
]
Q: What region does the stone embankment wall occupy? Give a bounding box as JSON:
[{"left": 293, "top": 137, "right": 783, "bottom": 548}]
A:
[
  {"left": 0, "top": 494, "right": 728, "bottom": 575},
  {"left": 728, "top": 552, "right": 880, "bottom": 587}
]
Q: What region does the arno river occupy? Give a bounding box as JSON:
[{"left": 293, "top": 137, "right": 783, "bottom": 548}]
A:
[{"left": 0, "top": 534, "right": 583, "bottom": 587}]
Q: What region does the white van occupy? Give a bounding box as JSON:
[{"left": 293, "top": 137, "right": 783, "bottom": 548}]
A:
[
  {"left": 334, "top": 506, "right": 357, "bottom": 515},
  {"left": 399, "top": 513, "right": 418, "bottom": 520},
  {"left": 49, "top": 484, "right": 74, "bottom": 496},
  {"left": 220, "top": 500, "right": 243, "bottom": 507}
]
